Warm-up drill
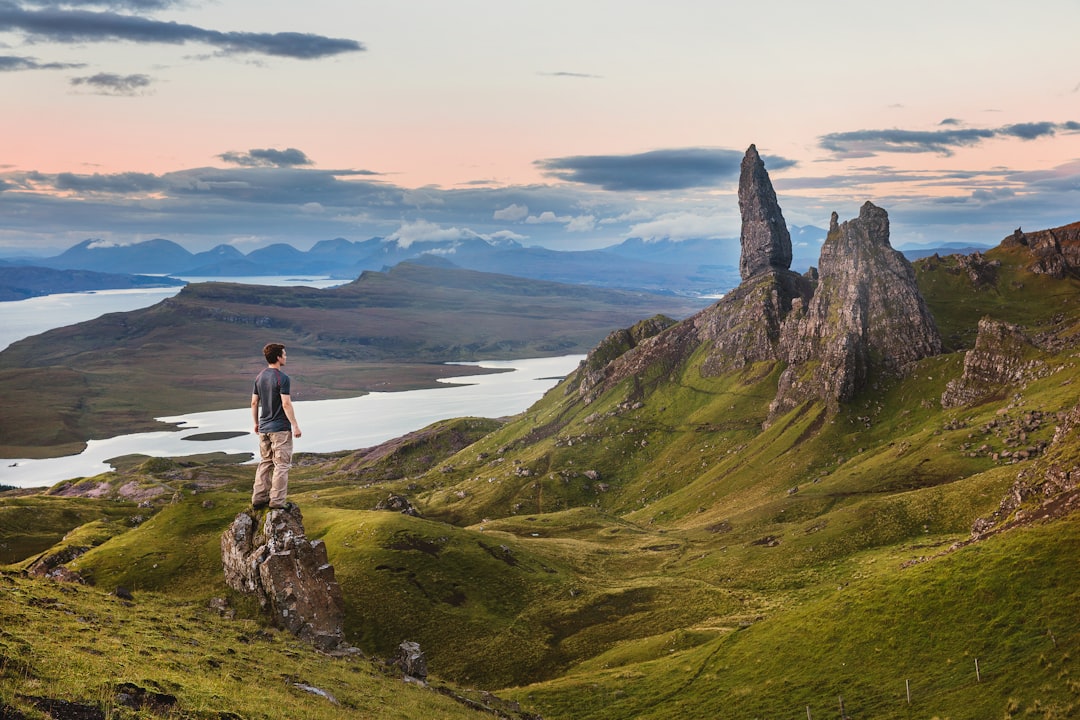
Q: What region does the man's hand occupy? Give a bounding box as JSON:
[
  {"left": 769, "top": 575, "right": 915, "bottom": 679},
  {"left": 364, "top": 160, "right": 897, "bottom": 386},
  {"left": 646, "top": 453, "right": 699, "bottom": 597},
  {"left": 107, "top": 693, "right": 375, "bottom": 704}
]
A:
[
  {"left": 253, "top": 425, "right": 260, "bottom": 434},
  {"left": 293, "top": 426, "right": 302, "bottom": 438}
]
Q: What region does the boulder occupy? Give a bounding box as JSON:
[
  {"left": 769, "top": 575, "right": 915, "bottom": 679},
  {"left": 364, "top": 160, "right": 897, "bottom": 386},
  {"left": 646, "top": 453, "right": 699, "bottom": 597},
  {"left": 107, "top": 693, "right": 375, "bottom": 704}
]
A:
[
  {"left": 392, "top": 640, "right": 428, "bottom": 681},
  {"left": 221, "top": 505, "right": 346, "bottom": 652}
]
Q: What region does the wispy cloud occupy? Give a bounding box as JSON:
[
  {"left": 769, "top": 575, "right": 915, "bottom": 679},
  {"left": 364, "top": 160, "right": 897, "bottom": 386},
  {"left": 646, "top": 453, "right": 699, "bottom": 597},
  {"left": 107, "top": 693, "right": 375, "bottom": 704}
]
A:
[
  {"left": 69, "top": 71, "right": 151, "bottom": 94},
  {"left": 23, "top": 0, "right": 185, "bottom": 9},
  {"left": 219, "top": 148, "right": 316, "bottom": 168},
  {"left": 536, "top": 147, "right": 796, "bottom": 191},
  {"left": 821, "top": 121, "right": 1080, "bottom": 158},
  {"left": 539, "top": 71, "right": 602, "bottom": 79},
  {"left": 0, "top": 53, "right": 84, "bottom": 70},
  {"left": 0, "top": 2, "right": 365, "bottom": 59}
]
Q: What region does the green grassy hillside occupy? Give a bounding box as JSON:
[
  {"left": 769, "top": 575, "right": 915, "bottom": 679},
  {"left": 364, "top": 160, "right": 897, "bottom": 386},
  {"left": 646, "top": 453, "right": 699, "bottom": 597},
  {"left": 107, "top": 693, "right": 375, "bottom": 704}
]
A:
[{"left": 4, "top": 236, "right": 1080, "bottom": 718}]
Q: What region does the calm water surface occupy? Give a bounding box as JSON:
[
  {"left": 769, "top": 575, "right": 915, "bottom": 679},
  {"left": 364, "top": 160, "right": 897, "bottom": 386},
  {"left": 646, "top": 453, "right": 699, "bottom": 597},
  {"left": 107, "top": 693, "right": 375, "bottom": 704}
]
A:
[
  {"left": 1, "top": 346, "right": 583, "bottom": 488},
  {"left": 0, "top": 279, "right": 583, "bottom": 488}
]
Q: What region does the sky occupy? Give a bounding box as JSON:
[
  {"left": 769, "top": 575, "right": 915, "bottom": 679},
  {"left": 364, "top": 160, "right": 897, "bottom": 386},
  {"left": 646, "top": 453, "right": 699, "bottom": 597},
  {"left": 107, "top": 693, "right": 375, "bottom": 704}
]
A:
[{"left": 1, "top": 0, "right": 1079, "bottom": 258}]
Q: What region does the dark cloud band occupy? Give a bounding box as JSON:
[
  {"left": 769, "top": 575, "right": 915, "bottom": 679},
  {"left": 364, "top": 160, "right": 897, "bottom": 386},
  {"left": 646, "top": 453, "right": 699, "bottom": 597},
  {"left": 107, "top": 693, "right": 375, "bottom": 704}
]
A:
[
  {"left": 70, "top": 71, "right": 151, "bottom": 94},
  {"left": 219, "top": 148, "right": 315, "bottom": 168},
  {"left": 0, "top": 53, "right": 83, "bottom": 70},
  {"left": 0, "top": 2, "right": 365, "bottom": 59},
  {"left": 821, "top": 121, "right": 1080, "bottom": 157},
  {"left": 536, "top": 147, "right": 796, "bottom": 191}
]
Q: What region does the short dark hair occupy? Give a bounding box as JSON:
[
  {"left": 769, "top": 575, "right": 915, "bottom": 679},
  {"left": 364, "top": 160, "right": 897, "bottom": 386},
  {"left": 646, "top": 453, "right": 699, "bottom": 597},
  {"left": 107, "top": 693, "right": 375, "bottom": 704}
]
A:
[{"left": 263, "top": 343, "right": 286, "bottom": 364}]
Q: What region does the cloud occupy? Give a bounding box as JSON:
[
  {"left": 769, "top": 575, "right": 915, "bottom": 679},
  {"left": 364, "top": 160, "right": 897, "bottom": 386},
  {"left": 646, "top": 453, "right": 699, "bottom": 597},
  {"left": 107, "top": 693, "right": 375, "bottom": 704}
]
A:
[
  {"left": 387, "top": 219, "right": 471, "bottom": 248},
  {"left": 821, "top": 121, "right": 1080, "bottom": 157},
  {"left": 0, "top": 3, "right": 365, "bottom": 59},
  {"left": 492, "top": 202, "right": 528, "bottom": 221},
  {"left": 565, "top": 214, "right": 596, "bottom": 232},
  {"left": 489, "top": 229, "right": 527, "bottom": 243},
  {"left": 536, "top": 147, "right": 796, "bottom": 191},
  {"left": 54, "top": 170, "right": 163, "bottom": 192},
  {"left": 939, "top": 118, "right": 961, "bottom": 126},
  {"left": 0, "top": 53, "right": 84, "bottom": 70},
  {"left": 526, "top": 210, "right": 562, "bottom": 224},
  {"left": 626, "top": 211, "right": 735, "bottom": 242},
  {"left": 219, "top": 148, "right": 315, "bottom": 168},
  {"left": 69, "top": 71, "right": 151, "bottom": 95},
  {"left": 540, "top": 71, "right": 601, "bottom": 79},
  {"left": 25, "top": 0, "right": 183, "bottom": 9}
]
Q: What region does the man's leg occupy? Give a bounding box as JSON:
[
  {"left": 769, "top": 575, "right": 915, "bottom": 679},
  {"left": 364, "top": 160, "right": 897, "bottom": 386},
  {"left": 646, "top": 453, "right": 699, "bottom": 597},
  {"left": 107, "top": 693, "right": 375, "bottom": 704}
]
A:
[
  {"left": 268, "top": 430, "right": 294, "bottom": 508},
  {"left": 251, "top": 432, "right": 275, "bottom": 507}
]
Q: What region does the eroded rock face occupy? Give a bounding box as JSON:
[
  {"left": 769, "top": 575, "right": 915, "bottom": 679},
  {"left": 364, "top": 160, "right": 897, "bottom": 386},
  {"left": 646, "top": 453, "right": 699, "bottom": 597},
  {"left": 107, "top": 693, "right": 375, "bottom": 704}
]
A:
[
  {"left": 697, "top": 269, "right": 814, "bottom": 376},
  {"left": 770, "top": 203, "right": 942, "bottom": 418},
  {"left": 1001, "top": 221, "right": 1080, "bottom": 278},
  {"left": 221, "top": 505, "right": 346, "bottom": 651},
  {"left": 738, "top": 144, "right": 792, "bottom": 280},
  {"left": 941, "top": 318, "right": 1046, "bottom": 408}
]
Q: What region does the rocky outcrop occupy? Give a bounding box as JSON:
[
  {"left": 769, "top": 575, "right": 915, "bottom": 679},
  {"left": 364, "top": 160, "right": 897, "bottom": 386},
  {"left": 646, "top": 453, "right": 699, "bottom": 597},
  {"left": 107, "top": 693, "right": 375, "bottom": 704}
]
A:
[
  {"left": 967, "top": 402, "right": 1080, "bottom": 541},
  {"left": 221, "top": 505, "right": 346, "bottom": 652},
  {"left": 738, "top": 144, "right": 793, "bottom": 280},
  {"left": 1001, "top": 221, "right": 1080, "bottom": 278},
  {"left": 770, "top": 203, "right": 942, "bottom": 418},
  {"left": 941, "top": 318, "right": 1046, "bottom": 408},
  {"left": 576, "top": 315, "right": 680, "bottom": 402},
  {"left": 565, "top": 147, "right": 941, "bottom": 425},
  {"left": 697, "top": 269, "right": 814, "bottom": 376}
]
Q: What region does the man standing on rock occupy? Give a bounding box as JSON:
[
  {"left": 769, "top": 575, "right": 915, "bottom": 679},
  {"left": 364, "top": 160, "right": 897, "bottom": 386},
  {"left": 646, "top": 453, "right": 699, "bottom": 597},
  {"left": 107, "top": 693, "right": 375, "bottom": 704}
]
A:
[{"left": 251, "top": 343, "right": 302, "bottom": 510}]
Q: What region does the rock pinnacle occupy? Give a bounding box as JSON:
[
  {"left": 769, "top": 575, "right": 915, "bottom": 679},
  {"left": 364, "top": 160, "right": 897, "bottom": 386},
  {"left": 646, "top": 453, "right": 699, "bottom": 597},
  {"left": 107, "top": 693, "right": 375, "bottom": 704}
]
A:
[{"left": 738, "top": 144, "right": 792, "bottom": 280}]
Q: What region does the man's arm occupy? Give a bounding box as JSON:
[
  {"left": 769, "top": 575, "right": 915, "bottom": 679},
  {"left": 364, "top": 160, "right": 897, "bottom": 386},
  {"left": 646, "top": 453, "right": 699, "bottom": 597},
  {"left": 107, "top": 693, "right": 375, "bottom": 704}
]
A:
[
  {"left": 281, "top": 394, "right": 302, "bottom": 438},
  {"left": 251, "top": 393, "right": 260, "bottom": 434}
]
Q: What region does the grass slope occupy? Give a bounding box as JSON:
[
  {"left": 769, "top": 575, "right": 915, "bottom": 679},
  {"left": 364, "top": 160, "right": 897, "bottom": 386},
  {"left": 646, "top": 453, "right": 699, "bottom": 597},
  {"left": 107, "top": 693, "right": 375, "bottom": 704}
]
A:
[{"left": 4, "top": 235, "right": 1080, "bottom": 719}]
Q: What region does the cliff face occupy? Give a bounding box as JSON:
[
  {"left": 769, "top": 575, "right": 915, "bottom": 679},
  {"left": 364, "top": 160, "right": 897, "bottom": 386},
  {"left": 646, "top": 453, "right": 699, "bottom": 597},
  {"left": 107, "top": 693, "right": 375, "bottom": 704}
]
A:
[
  {"left": 770, "top": 203, "right": 942, "bottom": 417},
  {"left": 941, "top": 318, "right": 1047, "bottom": 408},
  {"left": 1001, "top": 221, "right": 1080, "bottom": 278}
]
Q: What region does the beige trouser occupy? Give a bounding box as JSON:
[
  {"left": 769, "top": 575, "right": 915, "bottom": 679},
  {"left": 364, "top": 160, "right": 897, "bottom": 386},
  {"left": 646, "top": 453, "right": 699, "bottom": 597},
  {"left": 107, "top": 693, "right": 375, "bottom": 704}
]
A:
[{"left": 252, "top": 430, "right": 293, "bottom": 507}]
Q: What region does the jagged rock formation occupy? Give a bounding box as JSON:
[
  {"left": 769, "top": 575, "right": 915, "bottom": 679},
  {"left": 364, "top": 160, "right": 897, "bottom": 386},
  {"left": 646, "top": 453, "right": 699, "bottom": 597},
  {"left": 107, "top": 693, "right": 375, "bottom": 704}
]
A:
[
  {"left": 577, "top": 315, "right": 679, "bottom": 403},
  {"left": 696, "top": 269, "right": 814, "bottom": 376},
  {"left": 770, "top": 203, "right": 942, "bottom": 418},
  {"left": 221, "top": 505, "right": 346, "bottom": 652},
  {"left": 563, "top": 147, "right": 941, "bottom": 425},
  {"left": 738, "top": 144, "right": 793, "bottom": 279},
  {"left": 1001, "top": 221, "right": 1080, "bottom": 278},
  {"left": 941, "top": 318, "right": 1045, "bottom": 408}
]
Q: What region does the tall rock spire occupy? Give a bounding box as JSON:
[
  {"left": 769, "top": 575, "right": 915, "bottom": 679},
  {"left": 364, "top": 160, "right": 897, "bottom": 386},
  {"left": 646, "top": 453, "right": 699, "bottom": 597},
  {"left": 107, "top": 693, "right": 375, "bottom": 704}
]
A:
[{"left": 738, "top": 144, "right": 792, "bottom": 280}]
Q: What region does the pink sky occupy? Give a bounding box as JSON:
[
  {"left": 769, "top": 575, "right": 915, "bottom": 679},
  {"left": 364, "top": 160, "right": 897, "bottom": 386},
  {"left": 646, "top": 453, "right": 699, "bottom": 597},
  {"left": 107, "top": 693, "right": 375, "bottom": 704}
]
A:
[{"left": 2, "top": 0, "right": 1079, "bottom": 253}]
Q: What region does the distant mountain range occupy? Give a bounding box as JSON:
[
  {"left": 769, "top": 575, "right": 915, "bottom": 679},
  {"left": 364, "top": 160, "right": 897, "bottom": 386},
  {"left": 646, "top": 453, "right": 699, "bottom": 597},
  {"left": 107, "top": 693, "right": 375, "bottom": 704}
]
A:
[{"left": 0, "top": 230, "right": 989, "bottom": 299}]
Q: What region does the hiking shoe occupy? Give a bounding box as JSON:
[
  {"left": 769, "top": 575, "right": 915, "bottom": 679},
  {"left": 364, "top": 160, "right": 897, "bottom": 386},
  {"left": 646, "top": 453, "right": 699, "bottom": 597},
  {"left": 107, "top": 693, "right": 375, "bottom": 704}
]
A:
[
  {"left": 268, "top": 501, "right": 294, "bottom": 511},
  {"left": 252, "top": 501, "right": 269, "bottom": 510}
]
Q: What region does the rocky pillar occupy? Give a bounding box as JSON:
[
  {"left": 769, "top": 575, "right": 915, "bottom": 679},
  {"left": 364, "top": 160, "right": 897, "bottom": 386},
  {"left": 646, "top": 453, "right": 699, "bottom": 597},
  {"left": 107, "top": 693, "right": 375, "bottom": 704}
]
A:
[
  {"left": 221, "top": 505, "right": 346, "bottom": 652},
  {"left": 738, "top": 144, "right": 793, "bottom": 279}
]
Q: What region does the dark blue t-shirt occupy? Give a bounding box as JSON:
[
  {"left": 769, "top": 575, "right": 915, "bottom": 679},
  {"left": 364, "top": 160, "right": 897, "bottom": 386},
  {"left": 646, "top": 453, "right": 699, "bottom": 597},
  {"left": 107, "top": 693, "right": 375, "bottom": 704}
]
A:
[{"left": 254, "top": 368, "right": 292, "bottom": 433}]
